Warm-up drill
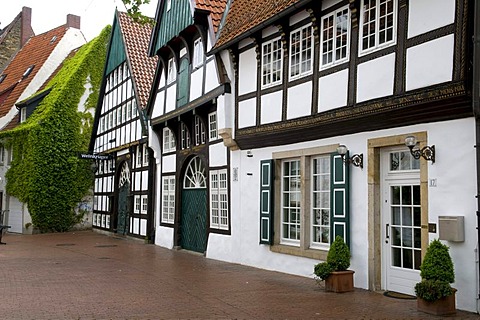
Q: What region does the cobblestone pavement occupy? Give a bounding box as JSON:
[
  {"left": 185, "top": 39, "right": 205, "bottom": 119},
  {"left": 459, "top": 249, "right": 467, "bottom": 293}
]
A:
[{"left": 0, "top": 231, "right": 478, "bottom": 320}]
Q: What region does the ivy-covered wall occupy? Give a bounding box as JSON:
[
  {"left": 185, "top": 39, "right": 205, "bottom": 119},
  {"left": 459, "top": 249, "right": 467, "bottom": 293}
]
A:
[{"left": 0, "top": 26, "right": 111, "bottom": 232}]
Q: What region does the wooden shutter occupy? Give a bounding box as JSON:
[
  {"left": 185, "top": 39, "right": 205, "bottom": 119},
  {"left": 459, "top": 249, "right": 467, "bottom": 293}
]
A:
[
  {"left": 176, "top": 58, "right": 190, "bottom": 108},
  {"left": 330, "top": 152, "right": 350, "bottom": 247},
  {"left": 260, "top": 160, "right": 274, "bottom": 244}
]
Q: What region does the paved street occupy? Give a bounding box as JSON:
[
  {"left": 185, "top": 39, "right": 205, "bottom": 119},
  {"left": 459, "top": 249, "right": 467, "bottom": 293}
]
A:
[{"left": 0, "top": 231, "right": 477, "bottom": 319}]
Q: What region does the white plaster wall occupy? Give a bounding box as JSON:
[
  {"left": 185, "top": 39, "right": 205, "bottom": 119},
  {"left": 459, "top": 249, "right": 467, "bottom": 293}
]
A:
[
  {"left": 209, "top": 143, "right": 227, "bottom": 167},
  {"left": 142, "top": 171, "right": 148, "bottom": 190},
  {"left": 318, "top": 69, "right": 349, "bottom": 112},
  {"left": 356, "top": 53, "right": 395, "bottom": 103},
  {"left": 408, "top": 0, "right": 455, "bottom": 38},
  {"left": 165, "top": 85, "right": 176, "bottom": 114},
  {"left": 322, "top": 0, "right": 342, "bottom": 10},
  {"left": 238, "top": 49, "right": 257, "bottom": 95},
  {"left": 162, "top": 154, "right": 176, "bottom": 173},
  {"left": 218, "top": 117, "right": 477, "bottom": 312},
  {"left": 155, "top": 225, "right": 175, "bottom": 248},
  {"left": 190, "top": 68, "right": 203, "bottom": 101},
  {"left": 406, "top": 35, "right": 454, "bottom": 91},
  {"left": 152, "top": 90, "right": 165, "bottom": 119},
  {"left": 140, "top": 219, "right": 147, "bottom": 236},
  {"left": 287, "top": 82, "right": 312, "bottom": 120},
  {"left": 205, "top": 59, "right": 219, "bottom": 93},
  {"left": 289, "top": 10, "right": 309, "bottom": 26},
  {"left": 238, "top": 98, "right": 256, "bottom": 128},
  {"left": 262, "top": 26, "right": 278, "bottom": 38},
  {"left": 260, "top": 91, "right": 282, "bottom": 124}
]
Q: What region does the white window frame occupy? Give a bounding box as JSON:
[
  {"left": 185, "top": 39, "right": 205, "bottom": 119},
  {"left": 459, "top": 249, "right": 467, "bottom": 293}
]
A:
[
  {"left": 141, "top": 195, "right": 148, "bottom": 214},
  {"left": 262, "top": 37, "right": 283, "bottom": 87},
  {"left": 194, "top": 116, "right": 206, "bottom": 146},
  {"left": 289, "top": 24, "right": 313, "bottom": 80},
  {"left": 359, "top": 0, "right": 397, "bottom": 55},
  {"left": 163, "top": 127, "right": 176, "bottom": 153},
  {"left": 143, "top": 144, "right": 149, "bottom": 166},
  {"left": 20, "top": 108, "right": 27, "bottom": 123},
  {"left": 126, "top": 101, "right": 132, "bottom": 121},
  {"left": 320, "top": 6, "right": 350, "bottom": 69},
  {"left": 134, "top": 195, "right": 141, "bottom": 214},
  {"left": 280, "top": 159, "right": 302, "bottom": 245},
  {"left": 167, "top": 58, "right": 176, "bottom": 84},
  {"left": 310, "top": 155, "right": 331, "bottom": 249},
  {"left": 208, "top": 112, "right": 218, "bottom": 141},
  {"left": 0, "top": 145, "right": 4, "bottom": 164},
  {"left": 181, "top": 123, "right": 190, "bottom": 150},
  {"left": 210, "top": 169, "right": 229, "bottom": 230},
  {"left": 136, "top": 145, "right": 142, "bottom": 167},
  {"left": 162, "top": 176, "right": 175, "bottom": 224},
  {"left": 193, "top": 38, "right": 204, "bottom": 68}
]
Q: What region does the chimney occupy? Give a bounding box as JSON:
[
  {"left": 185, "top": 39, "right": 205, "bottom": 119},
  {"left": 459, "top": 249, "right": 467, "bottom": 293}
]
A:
[
  {"left": 66, "top": 14, "right": 81, "bottom": 30},
  {"left": 21, "top": 6, "right": 33, "bottom": 46}
]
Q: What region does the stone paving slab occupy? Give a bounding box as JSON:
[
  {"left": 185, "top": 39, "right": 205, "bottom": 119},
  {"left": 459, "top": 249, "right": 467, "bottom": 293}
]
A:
[{"left": 0, "top": 231, "right": 477, "bottom": 319}]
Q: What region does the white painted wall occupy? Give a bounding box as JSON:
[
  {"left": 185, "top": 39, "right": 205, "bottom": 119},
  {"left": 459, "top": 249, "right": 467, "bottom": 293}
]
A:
[
  {"left": 406, "top": 35, "right": 454, "bottom": 91},
  {"left": 155, "top": 225, "right": 175, "bottom": 248},
  {"left": 165, "top": 85, "right": 176, "bottom": 114},
  {"left": 318, "top": 69, "right": 349, "bottom": 112},
  {"left": 190, "top": 68, "right": 203, "bottom": 101},
  {"left": 356, "top": 53, "right": 395, "bottom": 103},
  {"left": 205, "top": 59, "right": 219, "bottom": 93},
  {"left": 261, "top": 91, "right": 282, "bottom": 124},
  {"left": 408, "top": 0, "right": 455, "bottom": 38},
  {"left": 162, "top": 154, "right": 176, "bottom": 173},
  {"left": 287, "top": 82, "right": 312, "bottom": 119},
  {"left": 209, "top": 117, "right": 477, "bottom": 313},
  {"left": 238, "top": 49, "right": 257, "bottom": 95},
  {"left": 153, "top": 90, "right": 165, "bottom": 119},
  {"left": 209, "top": 143, "right": 227, "bottom": 167},
  {"left": 238, "top": 98, "right": 256, "bottom": 128}
]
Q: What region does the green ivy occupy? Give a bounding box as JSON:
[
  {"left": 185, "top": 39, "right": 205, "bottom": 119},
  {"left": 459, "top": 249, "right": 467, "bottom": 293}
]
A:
[{"left": 0, "top": 26, "right": 111, "bottom": 232}]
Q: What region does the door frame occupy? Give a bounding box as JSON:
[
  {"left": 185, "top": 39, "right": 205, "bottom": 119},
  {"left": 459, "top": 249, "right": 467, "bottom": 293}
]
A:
[{"left": 367, "top": 132, "right": 429, "bottom": 291}]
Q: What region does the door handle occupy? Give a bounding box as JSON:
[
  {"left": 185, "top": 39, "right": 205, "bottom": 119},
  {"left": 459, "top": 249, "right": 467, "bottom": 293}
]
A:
[{"left": 385, "top": 224, "right": 389, "bottom": 243}]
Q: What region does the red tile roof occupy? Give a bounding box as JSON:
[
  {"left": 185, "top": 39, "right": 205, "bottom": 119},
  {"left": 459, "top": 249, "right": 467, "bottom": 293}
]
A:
[
  {"left": 195, "top": 0, "right": 228, "bottom": 33},
  {"left": 118, "top": 11, "right": 158, "bottom": 110},
  {"left": 0, "top": 25, "right": 70, "bottom": 127},
  {"left": 214, "top": 0, "right": 303, "bottom": 50}
]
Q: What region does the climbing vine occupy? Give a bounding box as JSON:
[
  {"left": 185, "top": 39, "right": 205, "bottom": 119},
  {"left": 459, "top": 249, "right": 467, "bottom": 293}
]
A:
[{"left": 0, "top": 26, "right": 111, "bottom": 232}]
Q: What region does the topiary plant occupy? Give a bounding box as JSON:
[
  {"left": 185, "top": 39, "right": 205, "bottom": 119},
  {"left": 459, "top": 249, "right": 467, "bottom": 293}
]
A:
[
  {"left": 415, "top": 239, "right": 455, "bottom": 302},
  {"left": 314, "top": 235, "right": 351, "bottom": 281}
]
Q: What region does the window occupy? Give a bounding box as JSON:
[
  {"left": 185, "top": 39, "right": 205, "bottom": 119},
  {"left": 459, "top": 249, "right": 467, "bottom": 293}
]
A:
[
  {"left": 141, "top": 195, "right": 148, "bottom": 214},
  {"left": 181, "top": 122, "right": 191, "bottom": 150},
  {"left": 194, "top": 116, "right": 206, "bottom": 146},
  {"left": 166, "top": 0, "right": 172, "bottom": 11},
  {"left": 262, "top": 38, "right": 283, "bottom": 87},
  {"left": 162, "top": 176, "right": 175, "bottom": 224},
  {"left": 321, "top": 7, "right": 350, "bottom": 68},
  {"left": 210, "top": 169, "right": 229, "bottom": 230},
  {"left": 22, "top": 65, "right": 34, "bottom": 78},
  {"left": 20, "top": 108, "right": 27, "bottom": 123},
  {"left": 261, "top": 147, "right": 350, "bottom": 257},
  {"left": 143, "top": 144, "right": 149, "bottom": 166},
  {"left": 0, "top": 145, "right": 4, "bottom": 164},
  {"left": 193, "top": 38, "right": 204, "bottom": 68},
  {"left": 389, "top": 150, "right": 419, "bottom": 171},
  {"left": 134, "top": 195, "right": 141, "bottom": 213},
  {"left": 360, "top": 0, "right": 396, "bottom": 54},
  {"left": 167, "top": 58, "right": 176, "bottom": 84},
  {"left": 289, "top": 25, "right": 313, "bottom": 79},
  {"left": 208, "top": 112, "right": 218, "bottom": 141},
  {"left": 0, "top": 74, "right": 6, "bottom": 83},
  {"left": 126, "top": 101, "right": 132, "bottom": 120},
  {"left": 136, "top": 145, "right": 142, "bottom": 167},
  {"left": 163, "top": 127, "right": 176, "bottom": 153},
  {"left": 117, "top": 107, "right": 122, "bottom": 124}
]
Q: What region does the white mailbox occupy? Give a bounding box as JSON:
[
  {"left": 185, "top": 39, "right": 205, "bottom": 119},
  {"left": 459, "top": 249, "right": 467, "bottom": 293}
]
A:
[{"left": 438, "top": 216, "right": 464, "bottom": 242}]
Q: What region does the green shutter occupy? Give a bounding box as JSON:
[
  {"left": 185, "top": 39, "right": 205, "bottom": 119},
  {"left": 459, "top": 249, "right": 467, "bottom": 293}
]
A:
[
  {"left": 330, "top": 152, "right": 350, "bottom": 247},
  {"left": 260, "top": 160, "right": 274, "bottom": 244},
  {"left": 176, "top": 58, "right": 190, "bottom": 108}
]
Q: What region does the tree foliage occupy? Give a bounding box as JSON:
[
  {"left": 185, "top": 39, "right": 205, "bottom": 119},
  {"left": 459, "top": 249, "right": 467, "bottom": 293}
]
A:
[
  {"left": 0, "top": 26, "right": 111, "bottom": 232},
  {"left": 121, "top": 0, "right": 153, "bottom": 24}
]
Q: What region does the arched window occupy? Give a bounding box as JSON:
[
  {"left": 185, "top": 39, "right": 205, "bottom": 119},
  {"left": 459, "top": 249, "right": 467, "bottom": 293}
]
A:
[{"left": 184, "top": 156, "right": 206, "bottom": 189}]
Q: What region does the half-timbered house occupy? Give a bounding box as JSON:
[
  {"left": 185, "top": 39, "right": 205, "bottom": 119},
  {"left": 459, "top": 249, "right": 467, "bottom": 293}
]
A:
[
  {"left": 89, "top": 11, "right": 157, "bottom": 239},
  {"left": 202, "top": 0, "right": 478, "bottom": 313},
  {"left": 147, "top": 0, "right": 231, "bottom": 253}
]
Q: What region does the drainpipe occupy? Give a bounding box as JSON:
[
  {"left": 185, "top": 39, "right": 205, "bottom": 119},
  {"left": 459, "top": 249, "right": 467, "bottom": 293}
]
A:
[{"left": 473, "top": 0, "right": 480, "bottom": 309}]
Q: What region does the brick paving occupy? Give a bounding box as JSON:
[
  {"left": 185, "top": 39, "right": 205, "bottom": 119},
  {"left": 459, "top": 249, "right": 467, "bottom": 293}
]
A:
[{"left": 0, "top": 231, "right": 477, "bottom": 320}]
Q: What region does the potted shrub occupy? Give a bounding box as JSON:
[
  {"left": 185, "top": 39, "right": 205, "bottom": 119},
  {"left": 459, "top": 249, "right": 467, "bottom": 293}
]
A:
[
  {"left": 415, "top": 239, "right": 456, "bottom": 315},
  {"left": 313, "top": 235, "right": 354, "bottom": 293}
]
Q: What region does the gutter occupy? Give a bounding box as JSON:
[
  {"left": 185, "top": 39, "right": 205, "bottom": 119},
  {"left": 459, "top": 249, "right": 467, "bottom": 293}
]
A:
[{"left": 473, "top": 0, "right": 480, "bottom": 307}]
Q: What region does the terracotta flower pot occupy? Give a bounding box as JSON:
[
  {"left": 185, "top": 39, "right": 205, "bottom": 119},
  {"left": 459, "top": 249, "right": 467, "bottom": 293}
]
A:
[
  {"left": 324, "top": 270, "right": 355, "bottom": 293},
  {"left": 417, "top": 288, "right": 456, "bottom": 316}
]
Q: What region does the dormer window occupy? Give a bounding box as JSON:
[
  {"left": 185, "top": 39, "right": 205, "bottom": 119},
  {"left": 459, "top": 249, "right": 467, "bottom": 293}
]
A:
[
  {"left": 0, "top": 74, "right": 6, "bottom": 83},
  {"left": 167, "top": 58, "right": 176, "bottom": 84},
  {"left": 20, "top": 107, "right": 27, "bottom": 123},
  {"left": 193, "top": 38, "right": 204, "bottom": 68},
  {"left": 22, "top": 65, "right": 35, "bottom": 79},
  {"left": 50, "top": 36, "right": 57, "bottom": 44}
]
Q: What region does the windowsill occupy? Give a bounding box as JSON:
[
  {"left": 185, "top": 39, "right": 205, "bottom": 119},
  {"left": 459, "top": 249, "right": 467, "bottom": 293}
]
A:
[
  {"left": 270, "top": 243, "right": 328, "bottom": 261},
  {"left": 358, "top": 41, "right": 396, "bottom": 58}
]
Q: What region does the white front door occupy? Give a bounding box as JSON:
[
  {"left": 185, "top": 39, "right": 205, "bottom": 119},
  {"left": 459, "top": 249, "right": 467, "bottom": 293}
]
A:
[{"left": 381, "top": 148, "right": 421, "bottom": 296}]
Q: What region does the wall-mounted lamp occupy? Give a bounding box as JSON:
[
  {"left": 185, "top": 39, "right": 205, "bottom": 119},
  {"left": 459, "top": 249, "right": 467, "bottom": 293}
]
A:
[
  {"left": 246, "top": 150, "right": 253, "bottom": 158},
  {"left": 336, "top": 145, "right": 363, "bottom": 168},
  {"left": 404, "top": 135, "right": 435, "bottom": 163}
]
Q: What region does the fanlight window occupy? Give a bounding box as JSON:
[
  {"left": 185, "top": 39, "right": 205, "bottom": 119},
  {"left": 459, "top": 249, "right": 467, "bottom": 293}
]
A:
[
  {"left": 119, "top": 162, "right": 130, "bottom": 187},
  {"left": 184, "top": 156, "right": 206, "bottom": 189}
]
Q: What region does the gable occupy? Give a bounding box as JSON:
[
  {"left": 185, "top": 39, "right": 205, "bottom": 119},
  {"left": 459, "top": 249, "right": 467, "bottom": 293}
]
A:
[
  {"left": 152, "top": 0, "right": 194, "bottom": 53},
  {"left": 105, "top": 14, "right": 127, "bottom": 76}
]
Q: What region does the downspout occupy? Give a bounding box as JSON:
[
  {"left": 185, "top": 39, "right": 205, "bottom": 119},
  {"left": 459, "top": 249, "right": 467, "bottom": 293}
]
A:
[{"left": 473, "top": 0, "right": 480, "bottom": 309}]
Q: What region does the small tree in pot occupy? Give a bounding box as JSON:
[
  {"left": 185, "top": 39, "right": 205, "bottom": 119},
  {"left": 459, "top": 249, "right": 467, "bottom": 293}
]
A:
[
  {"left": 314, "top": 235, "right": 354, "bottom": 292},
  {"left": 415, "top": 239, "right": 456, "bottom": 315}
]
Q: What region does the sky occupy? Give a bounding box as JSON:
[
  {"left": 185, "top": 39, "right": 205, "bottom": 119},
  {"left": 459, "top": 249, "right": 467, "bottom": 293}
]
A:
[{"left": 0, "top": 0, "right": 158, "bottom": 41}]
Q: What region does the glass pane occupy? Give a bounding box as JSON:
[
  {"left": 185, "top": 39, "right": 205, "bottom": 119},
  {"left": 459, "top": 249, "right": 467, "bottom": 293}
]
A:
[
  {"left": 391, "top": 186, "right": 400, "bottom": 205},
  {"left": 390, "top": 152, "right": 399, "bottom": 171},
  {"left": 414, "top": 250, "right": 422, "bottom": 270},
  {"left": 392, "top": 227, "right": 401, "bottom": 246},
  {"left": 413, "top": 185, "right": 420, "bottom": 205},
  {"left": 403, "top": 249, "right": 413, "bottom": 269},
  {"left": 402, "top": 228, "right": 412, "bottom": 247},
  {"left": 392, "top": 207, "right": 401, "bottom": 225},
  {"left": 402, "top": 207, "right": 412, "bottom": 226},
  {"left": 321, "top": 209, "right": 329, "bottom": 225},
  {"left": 402, "top": 186, "right": 411, "bottom": 205},
  {"left": 392, "top": 247, "right": 401, "bottom": 267},
  {"left": 413, "top": 207, "right": 421, "bottom": 227},
  {"left": 321, "top": 228, "right": 329, "bottom": 243},
  {"left": 414, "top": 228, "right": 421, "bottom": 248}
]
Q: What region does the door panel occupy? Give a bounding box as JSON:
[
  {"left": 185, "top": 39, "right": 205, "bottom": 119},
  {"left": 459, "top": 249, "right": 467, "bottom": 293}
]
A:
[{"left": 181, "top": 189, "right": 207, "bottom": 253}]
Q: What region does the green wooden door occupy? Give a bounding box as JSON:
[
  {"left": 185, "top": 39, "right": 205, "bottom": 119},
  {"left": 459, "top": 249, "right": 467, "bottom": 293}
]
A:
[
  {"left": 181, "top": 189, "right": 207, "bottom": 252},
  {"left": 117, "top": 183, "right": 130, "bottom": 235}
]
